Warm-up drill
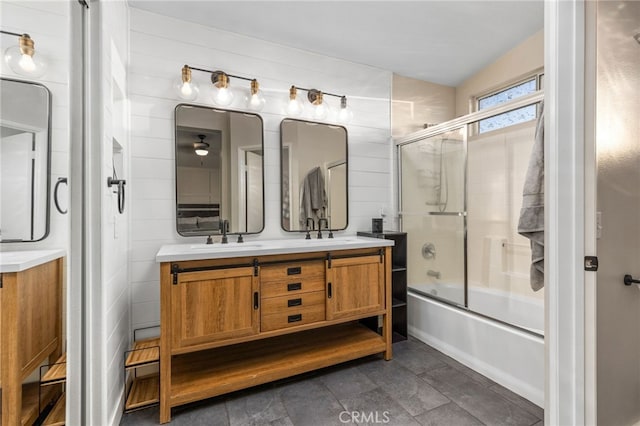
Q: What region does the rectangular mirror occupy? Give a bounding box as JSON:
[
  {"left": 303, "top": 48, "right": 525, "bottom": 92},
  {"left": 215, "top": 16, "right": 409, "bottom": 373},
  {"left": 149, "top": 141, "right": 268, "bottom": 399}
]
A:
[
  {"left": 175, "top": 104, "right": 264, "bottom": 236},
  {"left": 0, "top": 78, "right": 51, "bottom": 242},
  {"left": 280, "top": 118, "right": 348, "bottom": 232}
]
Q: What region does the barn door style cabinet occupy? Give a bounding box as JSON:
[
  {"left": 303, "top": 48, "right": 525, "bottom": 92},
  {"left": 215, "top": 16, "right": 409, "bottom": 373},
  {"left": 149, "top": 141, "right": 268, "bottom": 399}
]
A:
[{"left": 156, "top": 239, "right": 393, "bottom": 424}]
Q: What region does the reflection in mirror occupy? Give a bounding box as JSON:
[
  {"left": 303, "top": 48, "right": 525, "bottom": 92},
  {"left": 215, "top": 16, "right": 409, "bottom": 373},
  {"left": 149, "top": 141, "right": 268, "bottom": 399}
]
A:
[
  {"left": 280, "top": 119, "right": 348, "bottom": 232},
  {"left": 0, "top": 78, "right": 51, "bottom": 242},
  {"left": 175, "top": 104, "right": 264, "bottom": 236}
]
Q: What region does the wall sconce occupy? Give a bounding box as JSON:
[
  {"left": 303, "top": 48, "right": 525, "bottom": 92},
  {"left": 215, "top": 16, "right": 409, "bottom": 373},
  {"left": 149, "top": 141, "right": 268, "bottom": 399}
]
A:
[
  {"left": 1, "top": 30, "right": 47, "bottom": 78},
  {"left": 175, "top": 65, "right": 199, "bottom": 101},
  {"left": 286, "top": 86, "right": 352, "bottom": 123},
  {"left": 194, "top": 134, "right": 209, "bottom": 156}
]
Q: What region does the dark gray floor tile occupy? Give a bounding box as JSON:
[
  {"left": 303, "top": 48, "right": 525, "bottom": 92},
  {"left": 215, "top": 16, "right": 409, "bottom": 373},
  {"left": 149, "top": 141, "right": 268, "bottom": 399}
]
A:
[
  {"left": 489, "top": 384, "right": 543, "bottom": 420},
  {"left": 358, "top": 359, "right": 449, "bottom": 416},
  {"left": 392, "top": 340, "right": 447, "bottom": 375},
  {"left": 319, "top": 364, "right": 378, "bottom": 401},
  {"left": 226, "top": 386, "right": 288, "bottom": 425},
  {"left": 423, "top": 347, "right": 496, "bottom": 388},
  {"left": 339, "top": 388, "right": 420, "bottom": 426},
  {"left": 421, "top": 366, "right": 538, "bottom": 426},
  {"left": 415, "top": 402, "right": 484, "bottom": 426},
  {"left": 270, "top": 417, "right": 295, "bottom": 426},
  {"left": 171, "top": 397, "right": 230, "bottom": 426},
  {"left": 120, "top": 406, "right": 161, "bottom": 426},
  {"left": 278, "top": 378, "right": 345, "bottom": 426},
  {"left": 532, "top": 422, "right": 543, "bottom": 426}
]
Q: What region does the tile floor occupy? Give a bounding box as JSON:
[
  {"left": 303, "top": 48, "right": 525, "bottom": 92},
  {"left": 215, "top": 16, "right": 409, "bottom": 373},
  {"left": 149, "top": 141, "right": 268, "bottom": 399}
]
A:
[{"left": 121, "top": 338, "right": 543, "bottom": 426}]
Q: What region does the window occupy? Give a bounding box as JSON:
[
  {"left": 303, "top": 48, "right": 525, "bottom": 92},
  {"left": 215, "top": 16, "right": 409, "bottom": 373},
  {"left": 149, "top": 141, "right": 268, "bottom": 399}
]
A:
[{"left": 476, "top": 74, "right": 543, "bottom": 134}]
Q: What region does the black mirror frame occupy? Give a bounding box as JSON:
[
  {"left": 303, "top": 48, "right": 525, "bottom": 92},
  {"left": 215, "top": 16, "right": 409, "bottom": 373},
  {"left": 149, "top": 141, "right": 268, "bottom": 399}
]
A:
[
  {"left": 0, "top": 77, "right": 52, "bottom": 243},
  {"left": 173, "top": 103, "right": 266, "bottom": 237},
  {"left": 279, "top": 118, "right": 349, "bottom": 233}
]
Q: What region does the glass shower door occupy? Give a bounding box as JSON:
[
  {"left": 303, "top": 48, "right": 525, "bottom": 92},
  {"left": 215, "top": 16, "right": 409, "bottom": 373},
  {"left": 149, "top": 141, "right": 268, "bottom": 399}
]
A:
[{"left": 399, "top": 128, "right": 466, "bottom": 306}]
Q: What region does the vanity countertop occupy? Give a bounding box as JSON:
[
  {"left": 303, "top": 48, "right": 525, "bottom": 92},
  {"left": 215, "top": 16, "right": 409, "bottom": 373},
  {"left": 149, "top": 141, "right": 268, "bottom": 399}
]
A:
[
  {"left": 0, "top": 249, "right": 66, "bottom": 273},
  {"left": 156, "top": 236, "right": 394, "bottom": 263}
]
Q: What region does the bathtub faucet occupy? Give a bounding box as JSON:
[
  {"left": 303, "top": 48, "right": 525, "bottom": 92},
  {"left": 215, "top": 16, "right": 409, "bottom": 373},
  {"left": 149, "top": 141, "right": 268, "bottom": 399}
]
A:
[{"left": 427, "top": 270, "right": 441, "bottom": 279}]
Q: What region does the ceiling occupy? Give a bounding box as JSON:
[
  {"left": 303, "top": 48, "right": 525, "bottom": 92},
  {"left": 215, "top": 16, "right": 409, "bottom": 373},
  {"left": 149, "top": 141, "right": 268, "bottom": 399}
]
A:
[{"left": 128, "top": 1, "right": 543, "bottom": 87}]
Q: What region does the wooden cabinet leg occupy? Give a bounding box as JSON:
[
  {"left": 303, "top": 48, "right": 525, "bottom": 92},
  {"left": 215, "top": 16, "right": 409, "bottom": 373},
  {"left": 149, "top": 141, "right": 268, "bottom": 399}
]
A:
[{"left": 383, "top": 312, "right": 393, "bottom": 361}]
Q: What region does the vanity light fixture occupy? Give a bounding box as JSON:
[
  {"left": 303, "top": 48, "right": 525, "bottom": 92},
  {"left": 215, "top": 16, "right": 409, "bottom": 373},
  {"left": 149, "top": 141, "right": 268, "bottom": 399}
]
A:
[
  {"left": 285, "top": 86, "right": 352, "bottom": 123},
  {"left": 175, "top": 65, "right": 199, "bottom": 101},
  {"left": 1, "top": 30, "right": 47, "bottom": 78},
  {"left": 194, "top": 134, "right": 209, "bottom": 156}
]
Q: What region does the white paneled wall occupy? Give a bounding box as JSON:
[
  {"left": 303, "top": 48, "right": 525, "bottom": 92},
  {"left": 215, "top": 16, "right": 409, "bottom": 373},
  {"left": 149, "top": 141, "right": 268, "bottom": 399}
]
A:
[
  {"left": 94, "top": 2, "right": 131, "bottom": 425},
  {"left": 128, "top": 8, "right": 393, "bottom": 331}
]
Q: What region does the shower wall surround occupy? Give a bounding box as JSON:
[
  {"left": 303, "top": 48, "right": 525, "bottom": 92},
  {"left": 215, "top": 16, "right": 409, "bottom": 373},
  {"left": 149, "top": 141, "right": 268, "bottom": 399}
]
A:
[{"left": 128, "top": 8, "right": 393, "bottom": 332}]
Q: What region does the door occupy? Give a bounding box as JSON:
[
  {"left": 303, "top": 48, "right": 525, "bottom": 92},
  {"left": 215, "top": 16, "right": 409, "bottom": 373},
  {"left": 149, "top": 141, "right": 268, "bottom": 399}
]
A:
[
  {"left": 171, "top": 266, "right": 259, "bottom": 350},
  {"left": 326, "top": 255, "right": 385, "bottom": 320}
]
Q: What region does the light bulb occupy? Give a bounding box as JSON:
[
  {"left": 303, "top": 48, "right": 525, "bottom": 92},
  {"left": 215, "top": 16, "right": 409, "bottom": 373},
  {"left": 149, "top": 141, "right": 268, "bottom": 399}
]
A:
[
  {"left": 211, "top": 71, "right": 234, "bottom": 106},
  {"left": 18, "top": 54, "right": 36, "bottom": 72},
  {"left": 308, "top": 89, "right": 330, "bottom": 120},
  {"left": 4, "top": 35, "right": 47, "bottom": 78},
  {"left": 174, "top": 65, "right": 199, "bottom": 101},
  {"left": 286, "top": 86, "right": 304, "bottom": 116},
  {"left": 246, "top": 79, "right": 265, "bottom": 111},
  {"left": 337, "top": 96, "right": 353, "bottom": 124}
]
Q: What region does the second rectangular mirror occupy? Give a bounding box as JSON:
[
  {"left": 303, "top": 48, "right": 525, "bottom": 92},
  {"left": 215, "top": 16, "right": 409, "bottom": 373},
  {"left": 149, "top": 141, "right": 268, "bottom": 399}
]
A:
[
  {"left": 280, "top": 119, "right": 348, "bottom": 232},
  {"left": 175, "top": 104, "right": 264, "bottom": 236}
]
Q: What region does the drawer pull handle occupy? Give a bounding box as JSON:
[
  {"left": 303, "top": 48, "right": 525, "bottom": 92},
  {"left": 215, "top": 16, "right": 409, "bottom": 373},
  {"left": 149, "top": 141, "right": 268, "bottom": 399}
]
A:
[
  {"left": 288, "top": 314, "right": 302, "bottom": 323},
  {"left": 287, "top": 282, "right": 302, "bottom": 291},
  {"left": 287, "top": 267, "right": 302, "bottom": 275},
  {"left": 288, "top": 298, "right": 302, "bottom": 307}
]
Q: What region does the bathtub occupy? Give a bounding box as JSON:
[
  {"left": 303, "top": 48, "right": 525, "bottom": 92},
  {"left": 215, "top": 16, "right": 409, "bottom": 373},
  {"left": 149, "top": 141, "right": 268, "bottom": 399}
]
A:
[{"left": 408, "top": 285, "right": 544, "bottom": 407}]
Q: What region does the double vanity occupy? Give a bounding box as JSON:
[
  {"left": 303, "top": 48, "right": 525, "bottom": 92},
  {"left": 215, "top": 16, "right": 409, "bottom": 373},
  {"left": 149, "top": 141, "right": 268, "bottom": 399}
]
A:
[{"left": 156, "top": 236, "right": 394, "bottom": 424}]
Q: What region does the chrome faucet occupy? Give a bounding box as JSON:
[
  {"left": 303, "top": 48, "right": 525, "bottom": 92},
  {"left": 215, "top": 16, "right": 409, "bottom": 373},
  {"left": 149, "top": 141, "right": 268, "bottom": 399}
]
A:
[
  {"left": 317, "top": 218, "right": 328, "bottom": 239},
  {"left": 305, "top": 218, "right": 315, "bottom": 240},
  {"left": 206, "top": 235, "right": 213, "bottom": 245},
  {"left": 220, "top": 219, "right": 229, "bottom": 244}
]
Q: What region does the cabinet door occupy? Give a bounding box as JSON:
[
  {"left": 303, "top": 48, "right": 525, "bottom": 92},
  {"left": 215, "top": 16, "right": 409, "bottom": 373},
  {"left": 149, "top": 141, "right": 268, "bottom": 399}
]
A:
[
  {"left": 326, "top": 255, "right": 385, "bottom": 320},
  {"left": 172, "top": 266, "right": 258, "bottom": 350}
]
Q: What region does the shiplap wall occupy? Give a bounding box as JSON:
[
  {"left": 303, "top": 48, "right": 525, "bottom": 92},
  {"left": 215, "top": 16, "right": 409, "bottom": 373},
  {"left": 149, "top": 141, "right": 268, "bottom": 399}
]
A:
[
  {"left": 128, "top": 8, "right": 393, "bottom": 331},
  {"left": 98, "top": 2, "right": 131, "bottom": 425}
]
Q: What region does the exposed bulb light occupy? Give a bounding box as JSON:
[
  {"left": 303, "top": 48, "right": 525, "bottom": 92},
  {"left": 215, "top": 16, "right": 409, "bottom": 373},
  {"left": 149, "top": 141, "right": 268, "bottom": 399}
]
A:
[
  {"left": 246, "top": 79, "right": 266, "bottom": 111},
  {"left": 194, "top": 134, "right": 209, "bottom": 156},
  {"left": 4, "top": 33, "right": 47, "bottom": 78},
  {"left": 286, "top": 86, "right": 304, "bottom": 116},
  {"left": 337, "top": 96, "right": 353, "bottom": 124},
  {"left": 211, "top": 71, "right": 234, "bottom": 106},
  {"left": 174, "top": 65, "right": 199, "bottom": 101},
  {"left": 308, "top": 89, "right": 329, "bottom": 120}
]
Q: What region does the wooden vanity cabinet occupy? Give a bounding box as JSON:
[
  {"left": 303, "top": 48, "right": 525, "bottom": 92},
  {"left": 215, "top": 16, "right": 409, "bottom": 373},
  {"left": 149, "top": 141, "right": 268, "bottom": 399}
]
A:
[
  {"left": 170, "top": 266, "right": 259, "bottom": 351},
  {"left": 159, "top": 247, "right": 392, "bottom": 424},
  {"left": 326, "top": 254, "right": 385, "bottom": 321},
  {"left": 0, "top": 257, "right": 63, "bottom": 426}
]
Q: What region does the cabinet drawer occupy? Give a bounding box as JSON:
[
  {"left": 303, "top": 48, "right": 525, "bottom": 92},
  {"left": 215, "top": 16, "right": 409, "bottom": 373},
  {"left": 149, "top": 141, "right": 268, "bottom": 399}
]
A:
[
  {"left": 261, "top": 277, "right": 325, "bottom": 299},
  {"left": 261, "top": 291, "right": 325, "bottom": 316},
  {"left": 260, "top": 261, "right": 324, "bottom": 283},
  {"left": 261, "top": 291, "right": 326, "bottom": 331}
]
